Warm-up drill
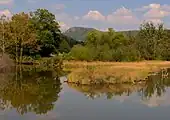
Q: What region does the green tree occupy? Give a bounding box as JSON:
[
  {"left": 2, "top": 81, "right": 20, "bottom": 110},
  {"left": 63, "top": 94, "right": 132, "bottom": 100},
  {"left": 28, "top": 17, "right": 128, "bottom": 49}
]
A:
[
  {"left": 59, "top": 39, "right": 71, "bottom": 53},
  {"left": 8, "top": 12, "right": 36, "bottom": 63},
  {"left": 30, "top": 9, "right": 61, "bottom": 57},
  {"left": 70, "top": 45, "right": 94, "bottom": 61},
  {"left": 84, "top": 28, "right": 129, "bottom": 61},
  {"left": 137, "top": 22, "right": 168, "bottom": 60},
  {"left": 0, "top": 15, "right": 10, "bottom": 55}
]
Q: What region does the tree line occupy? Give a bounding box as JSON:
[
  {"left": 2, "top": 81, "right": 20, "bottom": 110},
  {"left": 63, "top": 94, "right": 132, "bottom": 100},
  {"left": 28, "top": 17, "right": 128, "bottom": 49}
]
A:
[
  {"left": 67, "top": 22, "right": 170, "bottom": 61},
  {"left": 0, "top": 9, "right": 79, "bottom": 64},
  {"left": 1, "top": 8, "right": 170, "bottom": 62}
]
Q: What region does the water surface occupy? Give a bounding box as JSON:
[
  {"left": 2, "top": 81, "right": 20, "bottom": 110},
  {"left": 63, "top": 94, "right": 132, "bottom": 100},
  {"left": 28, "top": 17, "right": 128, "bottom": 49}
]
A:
[{"left": 0, "top": 67, "right": 170, "bottom": 120}]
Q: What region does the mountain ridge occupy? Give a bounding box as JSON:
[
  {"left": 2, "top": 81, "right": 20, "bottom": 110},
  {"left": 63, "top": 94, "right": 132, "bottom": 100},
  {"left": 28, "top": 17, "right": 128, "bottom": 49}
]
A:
[{"left": 64, "top": 27, "right": 139, "bottom": 42}]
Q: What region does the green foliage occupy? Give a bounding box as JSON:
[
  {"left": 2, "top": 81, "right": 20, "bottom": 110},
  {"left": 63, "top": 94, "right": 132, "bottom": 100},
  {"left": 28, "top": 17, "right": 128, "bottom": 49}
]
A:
[
  {"left": 30, "top": 9, "right": 61, "bottom": 57},
  {"left": 59, "top": 39, "right": 71, "bottom": 53},
  {"left": 137, "top": 22, "right": 169, "bottom": 60},
  {"left": 68, "top": 22, "right": 170, "bottom": 62},
  {"left": 0, "top": 9, "right": 81, "bottom": 65},
  {"left": 70, "top": 45, "right": 94, "bottom": 61},
  {"left": 1, "top": 8, "right": 170, "bottom": 63},
  {"left": 64, "top": 26, "right": 139, "bottom": 42},
  {"left": 69, "top": 28, "right": 136, "bottom": 61}
]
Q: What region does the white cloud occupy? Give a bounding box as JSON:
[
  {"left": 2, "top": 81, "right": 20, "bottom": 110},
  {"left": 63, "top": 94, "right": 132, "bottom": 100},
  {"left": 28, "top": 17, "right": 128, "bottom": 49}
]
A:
[
  {"left": 54, "top": 3, "right": 170, "bottom": 31},
  {"left": 143, "top": 4, "right": 170, "bottom": 19},
  {"left": 144, "top": 9, "right": 169, "bottom": 18},
  {"left": 83, "top": 10, "right": 105, "bottom": 21},
  {"left": 107, "top": 7, "right": 139, "bottom": 25},
  {"left": 136, "top": 3, "right": 170, "bottom": 19},
  {"left": 114, "top": 6, "right": 133, "bottom": 16},
  {"left": 136, "top": 3, "right": 161, "bottom": 11},
  {"left": 82, "top": 7, "right": 139, "bottom": 27},
  {"left": 0, "top": 9, "right": 12, "bottom": 17},
  {"left": 0, "top": 0, "right": 13, "bottom": 5},
  {"left": 58, "top": 21, "right": 70, "bottom": 32},
  {"left": 145, "top": 3, "right": 161, "bottom": 9}
]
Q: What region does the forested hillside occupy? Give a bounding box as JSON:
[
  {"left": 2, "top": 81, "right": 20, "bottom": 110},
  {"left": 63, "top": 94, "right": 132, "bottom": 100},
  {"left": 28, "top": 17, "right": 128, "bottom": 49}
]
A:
[
  {"left": 64, "top": 27, "right": 96, "bottom": 41},
  {"left": 64, "top": 27, "right": 139, "bottom": 42},
  {"left": 66, "top": 23, "right": 170, "bottom": 61}
]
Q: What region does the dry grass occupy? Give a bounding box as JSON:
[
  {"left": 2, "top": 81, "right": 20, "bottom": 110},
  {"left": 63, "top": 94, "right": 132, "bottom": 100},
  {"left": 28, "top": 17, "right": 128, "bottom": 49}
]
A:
[
  {"left": 65, "top": 61, "right": 170, "bottom": 85},
  {"left": 64, "top": 60, "right": 170, "bottom": 68}
]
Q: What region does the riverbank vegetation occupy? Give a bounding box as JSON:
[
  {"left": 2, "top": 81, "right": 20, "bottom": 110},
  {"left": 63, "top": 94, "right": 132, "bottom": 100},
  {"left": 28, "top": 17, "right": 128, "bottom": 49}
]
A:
[
  {"left": 66, "top": 61, "right": 170, "bottom": 84},
  {"left": 67, "top": 23, "right": 170, "bottom": 61},
  {"left": 68, "top": 66, "right": 170, "bottom": 100},
  {"left": 2, "top": 8, "right": 170, "bottom": 85},
  {"left": 0, "top": 9, "right": 80, "bottom": 67},
  {"left": 68, "top": 68, "right": 170, "bottom": 100},
  {"left": 1, "top": 8, "right": 170, "bottom": 64}
]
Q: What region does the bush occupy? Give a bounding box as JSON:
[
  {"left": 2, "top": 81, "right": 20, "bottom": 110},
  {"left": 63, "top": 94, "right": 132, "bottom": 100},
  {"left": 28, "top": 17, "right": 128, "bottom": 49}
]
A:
[{"left": 70, "top": 45, "right": 94, "bottom": 61}]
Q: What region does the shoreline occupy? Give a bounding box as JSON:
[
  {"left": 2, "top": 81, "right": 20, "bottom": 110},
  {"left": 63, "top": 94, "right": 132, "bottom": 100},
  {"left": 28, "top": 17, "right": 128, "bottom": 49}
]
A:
[{"left": 64, "top": 60, "right": 170, "bottom": 85}]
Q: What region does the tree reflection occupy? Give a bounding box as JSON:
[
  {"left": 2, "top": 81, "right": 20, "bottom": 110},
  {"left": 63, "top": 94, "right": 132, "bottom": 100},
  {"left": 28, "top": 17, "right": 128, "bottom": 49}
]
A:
[
  {"left": 140, "top": 68, "right": 170, "bottom": 100},
  {"left": 68, "top": 68, "right": 170, "bottom": 102},
  {"left": 0, "top": 66, "right": 62, "bottom": 115},
  {"left": 68, "top": 83, "right": 144, "bottom": 100}
]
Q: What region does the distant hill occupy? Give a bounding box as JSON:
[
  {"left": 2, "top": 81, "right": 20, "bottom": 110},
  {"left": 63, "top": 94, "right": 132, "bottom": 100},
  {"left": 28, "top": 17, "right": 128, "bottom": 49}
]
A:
[
  {"left": 64, "top": 27, "right": 96, "bottom": 41},
  {"left": 60, "top": 34, "right": 83, "bottom": 47},
  {"left": 64, "top": 27, "right": 140, "bottom": 42}
]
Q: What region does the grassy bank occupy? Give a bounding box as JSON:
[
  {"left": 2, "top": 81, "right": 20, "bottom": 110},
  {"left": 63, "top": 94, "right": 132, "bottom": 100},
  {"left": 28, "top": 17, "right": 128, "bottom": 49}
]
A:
[{"left": 64, "top": 61, "right": 170, "bottom": 85}]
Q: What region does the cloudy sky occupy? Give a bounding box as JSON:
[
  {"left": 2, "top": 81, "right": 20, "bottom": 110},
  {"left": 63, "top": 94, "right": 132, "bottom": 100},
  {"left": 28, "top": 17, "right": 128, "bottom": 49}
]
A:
[{"left": 1, "top": 0, "right": 170, "bottom": 31}]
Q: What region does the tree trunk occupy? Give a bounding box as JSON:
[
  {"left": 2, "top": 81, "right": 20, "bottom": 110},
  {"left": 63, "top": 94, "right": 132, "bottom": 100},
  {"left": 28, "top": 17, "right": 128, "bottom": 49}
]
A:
[
  {"left": 20, "top": 46, "right": 23, "bottom": 64},
  {"left": 15, "top": 44, "right": 18, "bottom": 64},
  {"left": 2, "top": 19, "right": 5, "bottom": 55}
]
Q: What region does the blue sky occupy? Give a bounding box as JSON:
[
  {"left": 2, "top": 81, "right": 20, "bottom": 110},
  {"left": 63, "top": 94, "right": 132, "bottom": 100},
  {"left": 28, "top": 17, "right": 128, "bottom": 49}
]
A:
[{"left": 1, "top": 0, "right": 170, "bottom": 31}]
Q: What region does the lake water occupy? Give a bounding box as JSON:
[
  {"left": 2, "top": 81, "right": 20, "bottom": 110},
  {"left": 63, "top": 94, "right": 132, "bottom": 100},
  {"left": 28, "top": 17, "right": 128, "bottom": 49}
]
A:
[{"left": 0, "top": 67, "right": 170, "bottom": 120}]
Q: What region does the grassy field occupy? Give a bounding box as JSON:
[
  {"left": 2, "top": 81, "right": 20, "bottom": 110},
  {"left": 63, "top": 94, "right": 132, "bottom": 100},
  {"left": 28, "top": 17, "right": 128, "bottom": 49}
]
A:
[{"left": 64, "top": 61, "right": 170, "bottom": 85}]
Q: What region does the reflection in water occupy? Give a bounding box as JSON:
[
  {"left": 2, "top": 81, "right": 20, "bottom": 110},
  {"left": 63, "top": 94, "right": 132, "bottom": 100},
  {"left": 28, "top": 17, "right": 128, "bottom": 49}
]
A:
[
  {"left": 68, "top": 83, "right": 144, "bottom": 100},
  {"left": 140, "top": 68, "right": 170, "bottom": 100},
  {"left": 68, "top": 68, "right": 170, "bottom": 106},
  {"left": 0, "top": 66, "right": 170, "bottom": 119},
  {"left": 0, "top": 66, "right": 62, "bottom": 115}
]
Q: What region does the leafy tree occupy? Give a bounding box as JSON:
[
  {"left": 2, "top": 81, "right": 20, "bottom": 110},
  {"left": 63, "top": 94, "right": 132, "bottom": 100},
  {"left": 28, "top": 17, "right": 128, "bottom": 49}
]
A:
[
  {"left": 83, "top": 28, "right": 129, "bottom": 61},
  {"left": 30, "top": 9, "right": 61, "bottom": 57},
  {"left": 7, "top": 12, "right": 36, "bottom": 63},
  {"left": 59, "top": 39, "right": 71, "bottom": 53},
  {"left": 0, "top": 15, "right": 10, "bottom": 55},
  {"left": 137, "top": 22, "right": 168, "bottom": 60},
  {"left": 70, "top": 45, "right": 94, "bottom": 61}
]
